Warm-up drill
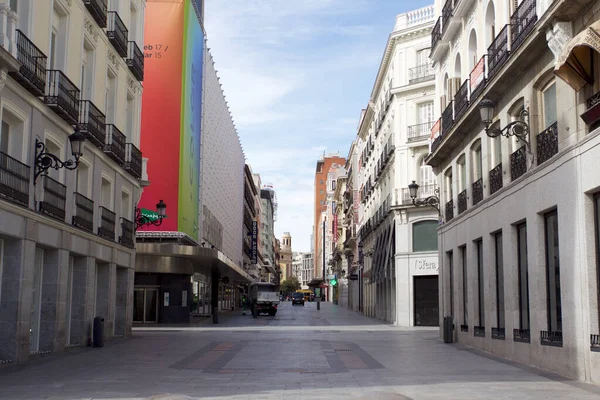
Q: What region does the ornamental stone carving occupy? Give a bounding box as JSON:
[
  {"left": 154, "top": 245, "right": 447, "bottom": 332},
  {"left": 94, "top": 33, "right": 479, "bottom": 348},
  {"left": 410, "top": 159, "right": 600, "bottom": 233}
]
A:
[
  {"left": 84, "top": 18, "right": 99, "bottom": 42},
  {"left": 0, "top": 70, "right": 7, "bottom": 92},
  {"left": 107, "top": 50, "right": 120, "bottom": 71},
  {"left": 547, "top": 21, "right": 573, "bottom": 60}
]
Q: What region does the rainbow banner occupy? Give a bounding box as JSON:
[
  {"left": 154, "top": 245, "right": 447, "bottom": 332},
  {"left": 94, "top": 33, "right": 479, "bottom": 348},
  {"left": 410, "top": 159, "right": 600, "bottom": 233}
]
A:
[{"left": 139, "top": 0, "right": 204, "bottom": 241}]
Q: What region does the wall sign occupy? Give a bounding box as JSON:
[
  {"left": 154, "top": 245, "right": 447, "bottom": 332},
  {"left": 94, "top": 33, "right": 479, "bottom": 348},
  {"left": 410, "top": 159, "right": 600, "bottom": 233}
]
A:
[
  {"left": 411, "top": 257, "right": 439, "bottom": 276},
  {"left": 164, "top": 292, "right": 170, "bottom": 306},
  {"left": 251, "top": 220, "right": 258, "bottom": 264}
]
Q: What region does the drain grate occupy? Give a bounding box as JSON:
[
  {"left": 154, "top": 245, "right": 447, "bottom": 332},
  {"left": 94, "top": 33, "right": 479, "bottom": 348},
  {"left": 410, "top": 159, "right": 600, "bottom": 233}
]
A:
[{"left": 335, "top": 348, "right": 352, "bottom": 352}]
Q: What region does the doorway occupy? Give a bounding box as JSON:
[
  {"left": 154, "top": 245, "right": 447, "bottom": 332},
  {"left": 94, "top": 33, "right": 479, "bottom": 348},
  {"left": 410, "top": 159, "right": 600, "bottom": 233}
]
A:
[
  {"left": 414, "top": 275, "right": 439, "bottom": 326},
  {"left": 133, "top": 287, "right": 158, "bottom": 323}
]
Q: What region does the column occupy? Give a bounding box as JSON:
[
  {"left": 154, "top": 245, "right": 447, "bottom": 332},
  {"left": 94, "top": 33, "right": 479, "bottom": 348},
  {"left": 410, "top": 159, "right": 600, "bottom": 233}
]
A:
[
  {"left": 114, "top": 267, "right": 128, "bottom": 337},
  {"left": 105, "top": 263, "right": 117, "bottom": 338},
  {"left": 69, "top": 256, "right": 89, "bottom": 346},
  {"left": 125, "top": 267, "right": 135, "bottom": 337}
]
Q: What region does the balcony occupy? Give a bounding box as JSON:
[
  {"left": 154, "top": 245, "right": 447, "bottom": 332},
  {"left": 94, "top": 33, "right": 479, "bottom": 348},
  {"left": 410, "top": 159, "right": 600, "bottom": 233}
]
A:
[
  {"left": 10, "top": 30, "right": 47, "bottom": 97},
  {"left": 78, "top": 100, "right": 106, "bottom": 150},
  {"left": 398, "top": 184, "right": 438, "bottom": 206},
  {"left": 457, "top": 189, "right": 467, "bottom": 214},
  {"left": 407, "top": 122, "right": 433, "bottom": 143},
  {"left": 489, "top": 163, "right": 503, "bottom": 195},
  {"left": 126, "top": 41, "right": 144, "bottom": 81},
  {"left": 0, "top": 151, "right": 30, "bottom": 207},
  {"left": 472, "top": 178, "right": 483, "bottom": 206},
  {"left": 445, "top": 199, "right": 454, "bottom": 222},
  {"left": 469, "top": 56, "right": 486, "bottom": 102},
  {"left": 72, "top": 192, "right": 94, "bottom": 232},
  {"left": 513, "top": 328, "right": 530, "bottom": 343},
  {"left": 492, "top": 327, "right": 506, "bottom": 340},
  {"left": 591, "top": 334, "right": 600, "bottom": 352},
  {"left": 104, "top": 124, "right": 126, "bottom": 165},
  {"left": 45, "top": 70, "right": 80, "bottom": 125},
  {"left": 408, "top": 63, "right": 434, "bottom": 84},
  {"left": 454, "top": 80, "right": 470, "bottom": 121},
  {"left": 119, "top": 218, "right": 134, "bottom": 248},
  {"left": 441, "top": 101, "right": 454, "bottom": 136},
  {"left": 431, "top": 17, "right": 442, "bottom": 49},
  {"left": 510, "top": 146, "right": 527, "bottom": 181},
  {"left": 83, "top": 0, "right": 108, "bottom": 28},
  {"left": 39, "top": 176, "right": 66, "bottom": 222},
  {"left": 511, "top": 0, "right": 537, "bottom": 53},
  {"left": 487, "top": 25, "right": 510, "bottom": 82},
  {"left": 441, "top": 0, "right": 453, "bottom": 35},
  {"left": 107, "top": 11, "right": 128, "bottom": 57},
  {"left": 540, "top": 330, "right": 563, "bottom": 347},
  {"left": 124, "top": 143, "right": 142, "bottom": 179},
  {"left": 536, "top": 121, "right": 558, "bottom": 165},
  {"left": 582, "top": 91, "right": 600, "bottom": 128},
  {"left": 98, "top": 206, "right": 116, "bottom": 241},
  {"left": 474, "top": 326, "right": 485, "bottom": 337}
]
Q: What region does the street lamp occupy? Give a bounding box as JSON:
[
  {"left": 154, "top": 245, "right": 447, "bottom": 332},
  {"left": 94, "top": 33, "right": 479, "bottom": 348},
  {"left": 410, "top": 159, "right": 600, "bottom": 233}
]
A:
[
  {"left": 408, "top": 180, "right": 441, "bottom": 215},
  {"left": 34, "top": 127, "right": 86, "bottom": 184},
  {"left": 135, "top": 200, "right": 167, "bottom": 230},
  {"left": 478, "top": 98, "right": 531, "bottom": 150}
]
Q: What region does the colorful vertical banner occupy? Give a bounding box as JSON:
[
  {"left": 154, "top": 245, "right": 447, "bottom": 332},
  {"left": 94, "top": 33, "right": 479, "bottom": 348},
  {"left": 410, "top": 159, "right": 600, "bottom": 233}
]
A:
[
  {"left": 470, "top": 56, "right": 485, "bottom": 91},
  {"left": 332, "top": 214, "right": 338, "bottom": 244},
  {"left": 251, "top": 220, "right": 258, "bottom": 264}
]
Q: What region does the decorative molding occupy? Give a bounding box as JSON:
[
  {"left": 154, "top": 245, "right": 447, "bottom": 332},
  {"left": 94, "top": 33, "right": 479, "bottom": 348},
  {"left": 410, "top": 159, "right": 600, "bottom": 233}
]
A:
[
  {"left": 84, "top": 18, "right": 99, "bottom": 43},
  {"left": 0, "top": 70, "right": 7, "bottom": 92},
  {"left": 107, "top": 50, "right": 120, "bottom": 71},
  {"left": 547, "top": 21, "right": 573, "bottom": 60},
  {"left": 466, "top": 6, "right": 477, "bottom": 31}
]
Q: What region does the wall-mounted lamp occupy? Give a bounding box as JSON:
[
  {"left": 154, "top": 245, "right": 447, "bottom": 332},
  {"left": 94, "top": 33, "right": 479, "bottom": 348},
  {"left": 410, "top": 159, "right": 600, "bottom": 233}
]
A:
[
  {"left": 478, "top": 98, "right": 531, "bottom": 150},
  {"left": 34, "top": 128, "right": 86, "bottom": 184},
  {"left": 135, "top": 200, "right": 167, "bottom": 230},
  {"left": 408, "top": 180, "right": 441, "bottom": 215}
]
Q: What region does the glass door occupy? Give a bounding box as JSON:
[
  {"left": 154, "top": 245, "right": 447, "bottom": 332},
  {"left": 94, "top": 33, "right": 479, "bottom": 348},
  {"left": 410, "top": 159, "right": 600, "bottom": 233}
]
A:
[
  {"left": 133, "top": 287, "right": 158, "bottom": 323},
  {"left": 133, "top": 288, "right": 144, "bottom": 323}
]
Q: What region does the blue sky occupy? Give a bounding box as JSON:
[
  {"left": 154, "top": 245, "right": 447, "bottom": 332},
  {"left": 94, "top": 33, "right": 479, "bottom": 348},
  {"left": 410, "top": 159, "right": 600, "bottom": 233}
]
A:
[{"left": 204, "top": 0, "right": 432, "bottom": 252}]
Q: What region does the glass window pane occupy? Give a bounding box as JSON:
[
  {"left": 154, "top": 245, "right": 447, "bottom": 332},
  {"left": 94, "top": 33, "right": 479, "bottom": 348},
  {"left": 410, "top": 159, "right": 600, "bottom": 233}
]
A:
[
  {"left": 543, "top": 83, "right": 557, "bottom": 128},
  {"left": 496, "top": 233, "right": 504, "bottom": 328},
  {"left": 545, "top": 211, "right": 562, "bottom": 332},
  {"left": 518, "top": 224, "right": 530, "bottom": 330},
  {"left": 412, "top": 221, "right": 438, "bottom": 252}
]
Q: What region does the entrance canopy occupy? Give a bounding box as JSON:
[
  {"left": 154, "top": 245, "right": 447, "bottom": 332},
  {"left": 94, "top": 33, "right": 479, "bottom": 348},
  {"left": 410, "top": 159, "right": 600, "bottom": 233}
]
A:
[{"left": 555, "top": 20, "right": 600, "bottom": 91}]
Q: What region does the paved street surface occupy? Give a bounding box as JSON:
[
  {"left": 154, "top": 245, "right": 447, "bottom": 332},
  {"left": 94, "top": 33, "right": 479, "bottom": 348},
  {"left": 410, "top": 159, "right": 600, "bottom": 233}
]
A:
[{"left": 1, "top": 302, "right": 599, "bottom": 400}]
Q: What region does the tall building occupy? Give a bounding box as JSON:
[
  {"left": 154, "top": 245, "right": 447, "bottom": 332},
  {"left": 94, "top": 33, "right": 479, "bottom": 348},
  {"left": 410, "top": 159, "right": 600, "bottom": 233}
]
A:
[
  {"left": 301, "top": 253, "right": 314, "bottom": 289},
  {"left": 259, "top": 184, "right": 277, "bottom": 282},
  {"left": 242, "top": 164, "right": 260, "bottom": 281},
  {"left": 135, "top": 0, "right": 251, "bottom": 323},
  {"left": 0, "top": 0, "right": 146, "bottom": 363},
  {"left": 428, "top": 0, "right": 600, "bottom": 383},
  {"left": 291, "top": 252, "right": 303, "bottom": 282},
  {"left": 313, "top": 154, "right": 345, "bottom": 279},
  {"left": 356, "top": 5, "right": 439, "bottom": 325},
  {"left": 279, "top": 232, "right": 292, "bottom": 280},
  {"left": 343, "top": 141, "right": 362, "bottom": 312}
]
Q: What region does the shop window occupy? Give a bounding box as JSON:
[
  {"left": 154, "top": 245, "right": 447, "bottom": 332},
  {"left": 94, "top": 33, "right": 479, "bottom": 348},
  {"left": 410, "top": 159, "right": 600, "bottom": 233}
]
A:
[
  {"left": 542, "top": 81, "right": 557, "bottom": 129},
  {"left": 412, "top": 220, "right": 438, "bottom": 252}
]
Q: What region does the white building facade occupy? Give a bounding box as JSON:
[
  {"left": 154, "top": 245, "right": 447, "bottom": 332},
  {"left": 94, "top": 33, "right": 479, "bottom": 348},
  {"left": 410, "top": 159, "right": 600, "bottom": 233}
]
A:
[
  {"left": 428, "top": 0, "right": 600, "bottom": 383},
  {"left": 356, "top": 5, "right": 440, "bottom": 326},
  {"left": 0, "top": 0, "right": 146, "bottom": 363}
]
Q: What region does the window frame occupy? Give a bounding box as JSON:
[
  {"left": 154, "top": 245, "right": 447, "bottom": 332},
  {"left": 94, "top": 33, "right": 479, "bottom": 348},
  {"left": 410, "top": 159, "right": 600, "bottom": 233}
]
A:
[
  {"left": 544, "top": 209, "right": 562, "bottom": 333},
  {"left": 412, "top": 220, "right": 438, "bottom": 253},
  {"left": 461, "top": 245, "right": 468, "bottom": 326},
  {"left": 541, "top": 80, "right": 557, "bottom": 130},
  {"left": 517, "top": 222, "right": 530, "bottom": 331},
  {"left": 494, "top": 231, "right": 504, "bottom": 329},
  {"left": 475, "top": 239, "right": 484, "bottom": 327}
]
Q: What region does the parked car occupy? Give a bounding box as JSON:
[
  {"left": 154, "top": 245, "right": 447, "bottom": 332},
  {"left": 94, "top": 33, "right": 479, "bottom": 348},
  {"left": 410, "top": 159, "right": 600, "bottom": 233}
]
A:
[{"left": 291, "top": 292, "right": 305, "bottom": 306}]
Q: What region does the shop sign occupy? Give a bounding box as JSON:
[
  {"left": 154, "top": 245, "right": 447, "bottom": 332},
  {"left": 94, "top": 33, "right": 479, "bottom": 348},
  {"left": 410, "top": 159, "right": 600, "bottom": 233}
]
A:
[
  {"left": 251, "top": 220, "right": 258, "bottom": 264},
  {"left": 411, "top": 257, "right": 439, "bottom": 275}
]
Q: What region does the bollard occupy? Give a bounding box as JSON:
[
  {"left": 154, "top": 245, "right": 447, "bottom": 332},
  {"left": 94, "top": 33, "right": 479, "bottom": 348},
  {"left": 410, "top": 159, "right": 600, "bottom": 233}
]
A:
[
  {"left": 317, "top": 301, "right": 320, "bottom": 311},
  {"left": 212, "top": 306, "right": 219, "bottom": 324}
]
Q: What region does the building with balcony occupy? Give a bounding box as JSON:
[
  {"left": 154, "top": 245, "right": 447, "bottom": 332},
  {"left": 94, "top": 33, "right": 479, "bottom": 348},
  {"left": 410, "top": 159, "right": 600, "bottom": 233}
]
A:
[
  {"left": 259, "top": 184, "right": 277, "bottom": 282},
  {"left": 354, "top": 5, "right": 440, "bottom": 327},
  {"left": 301, "top": 252, "right": 314, "bottom": 289},
  {"left": 242, "top": 164, "right": 260, "bottom": 282},
  {"left": 0, "top": 0, "right": 147, "bottom": 363},
  {"left": 331, "top": 174, "right": 349, "bottom": 307},
  {"left": 428, "top": 0, "right": 600, "bottom": 383}
]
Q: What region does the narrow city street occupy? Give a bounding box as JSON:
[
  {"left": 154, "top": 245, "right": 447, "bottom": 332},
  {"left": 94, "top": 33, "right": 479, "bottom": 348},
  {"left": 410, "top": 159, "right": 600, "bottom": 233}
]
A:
[{"left": 0, "top": 303, "right": 598, "bottom": 400}]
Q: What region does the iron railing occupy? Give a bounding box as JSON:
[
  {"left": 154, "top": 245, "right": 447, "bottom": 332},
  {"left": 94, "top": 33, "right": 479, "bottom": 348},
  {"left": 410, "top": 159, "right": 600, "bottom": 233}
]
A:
[
  {"left": 511, "top": 0, "right": 537, "bottom": 53},
  {"left": 472, "top": 178, "right": 483, "bottom": 206},
  {"left": 540, "top": 330, "right": 563, "bottom": 347},
  {"left": 11, "top": 30, "right": 47, "bottom": 97},
  {"left": 513, "top": 328, "right": 530, "bottom": 343},
  {"left": 79, "top": 100, "right": 106, "bottom": 150},
  {"left": 591, "top": 334, "right": 600, "bottom": 351},
  {"left": 457, "top": 189, "right": 467, "bottom": 214},
  {"left": 487, "top": 25, "right": 510, "bottom": 82},
  {"left": 45, "top": 70, "right": 81, "bottom": 125},
  {"left": 492, "top": 327, "right": 505, "bottom": 340},
  {"left": 83, "top": 0, "right": 108, "bottom": 28},
  {"left": 98, "top": 206, "right": 116, "bottom": 240},
  {"left": 39, "top": 176, "right": 66, "bottom": 221},
  {"left": 0, "top": 151, "right": 30, "bottom": 207},
  {"left": 124, "top": 143, "right": 142, "bottom": 179},
  {"left": 107, "top": 11, "right": 128, "bottom": 57},
  {"left": 400, "top": 184, "right": 438, "bottom": 205},
  {"left": 454, "top": 80, "right": 470, "bottom": 121},
  {"left": 432, "top": 17, "right": 442, "bottom": 49},
  {"left": 537, "top": 121, "right": 558, "bottom": 165},
  {"left": 469, "top": 56, "right": 486, "bottom": 103},
  {"left": 409, "top": 63, "right": 434, "bottom": 84},
  {"left": 441, "top": 101, "right": 454, "bottom": 136},
  {"left": 441, "top": 0, "right": 453, "bottom": 34},
  {"left": 119, "top": 218, "right": 134, "bottom": 248},
  {"left": 104, "top": 124, "right": 126, "bottom": 165},
  {"left": 408, "top": 122, "right": 434, "bottom": 143},
  {"left": 510, "top": 146, "right": 527, "bottom": 181},
  {"left": 126, "top": 41, "right": 144, "bottom": 81},
  {"left": 72, "top": 192, "right": 94, "bottom": 232},
  {"left": 474, "top": 326, "right": 485, "bottom": 337},
  {"left": 445, "top": 199, "right": 454, "bottom": 222},
  {"left": 489, "top": 163, "right": 503, "bottom": 195}
]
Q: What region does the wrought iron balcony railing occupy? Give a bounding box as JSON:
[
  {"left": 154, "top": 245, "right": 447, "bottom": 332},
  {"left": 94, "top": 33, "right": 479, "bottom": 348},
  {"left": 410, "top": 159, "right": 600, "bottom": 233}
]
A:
[
  {"left": 45, "top": 70, "right": 81, "bottom": 125},
  {"left": 489, "top": 163, "right": 503, "bottom": 195},
  {"left": 540, "top": 330, "right": 563, "bottom": 347},
  {"left": 104, "top": 124, "right": 126, "bottom": 165},
  {"left": 591, "top": 334, "right": 600, "bottom": 352},
  {"left": 10, "top": 30, "right": 47, "bottom": 97},
  {"left": 511, "top": 0, "right": 537, "bottom": 53},
  {"left": 441, "top": 0, "right": 453, "bottom": 34},
  {"left": 399, "top": 184, "right": 438, "bottom": 206},
  {"left": 79, "top": 100, "right": 106, "bottom": 150},
  {"left": 457, "top": 189, "right": 467, "bottom": 214},
  {"left": 432, "top": 17, "right": 442, "bottom": 49},
  {"left": 454, "top": 80, "right": 470, "bottom": 121},
  {"left": 126, "top": 41, "right": 144, "bottom": 81},
  {"left": 472, "top": 178, "right": 483, "bottom": 206},
  {"left": 441, "top": 101, "right": 454, "bottom": 136},
  {"left": 98, "top": 206, "right": 116, "bottom": 240},
  {"left": 83, "top": 0, "right": 108, "bottom": 28},
  {"left": 445, "top": 199, "right": 454, "bottom": 222},
  {"left": 487, "top": 25, "right": 510, "bottom": 82},
  {"left": 119, "top": 217, "right": 134, "bottom": 248},
  {"left": 0, "top": 151, "right": 30, "bottom": 207},
  {"left": 537, "top": 121, "right": 558, "bottom": 165},
  {"left": 408, "top": 63, "right": 434, "bottom": 84},
  {"left": 407, "top": 122, "right": 433, "bottom": 143},
  {"left": 469, "top": 56, "right": 486, "bottom": 103},
  {"left": 72, "top": 192, "right": 94, "bottom": 232},
  {"left": 510, "top": 146, "right": 527, "bottom": 181},
  {"left": 492, "top": 327, "right": 506, "bottom": 340},
  {"left": 513, "top": 328, "right": 530, "bottom": 343},
  {"left": 124, "top": 143, "right": 142, "bottom": 179},
  {"left": 39, "top": 176, "right": 66, "bottom": 222},
  {"left": 107, "top": 11, "right": 128, "bottom": 57},
  {"left": 474, "top": 326, "right": 485, "bottom": 337}
]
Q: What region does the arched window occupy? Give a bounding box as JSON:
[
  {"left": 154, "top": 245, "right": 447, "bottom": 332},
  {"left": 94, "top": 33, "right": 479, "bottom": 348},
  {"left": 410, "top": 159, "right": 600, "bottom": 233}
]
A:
[
  {"left": 412, "top": 220, "right": 438, "bottom": 252},
  {"left": 454, "top": 53, "right": 462, "bottom": 86},
  {"left": 468, "top": 29, "right": 478, "bottom": 70},
  {"left": 457, "top": 154, "right": 467, "bottom": 192},
  {"left": 485, "top": 1, "right": 496, "bottom": 48},
  {"left": 471, "top": 140, "right": 482, "bottom": 182}
]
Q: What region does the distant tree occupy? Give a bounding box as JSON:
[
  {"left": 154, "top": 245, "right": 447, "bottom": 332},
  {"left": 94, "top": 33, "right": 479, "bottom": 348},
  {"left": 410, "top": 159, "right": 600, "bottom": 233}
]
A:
[{"left": 280, "top": 276, "right": 301, "bottom": 294}]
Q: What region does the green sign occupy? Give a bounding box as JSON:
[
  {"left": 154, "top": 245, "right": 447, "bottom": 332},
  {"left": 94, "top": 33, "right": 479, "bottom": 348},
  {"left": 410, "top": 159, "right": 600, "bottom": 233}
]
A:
[
  {"left": 330, "top": 279, "right": 337, "bottom": 287},
  {"left": 140, "top": 209, "right": 167, "bottom": 222}
]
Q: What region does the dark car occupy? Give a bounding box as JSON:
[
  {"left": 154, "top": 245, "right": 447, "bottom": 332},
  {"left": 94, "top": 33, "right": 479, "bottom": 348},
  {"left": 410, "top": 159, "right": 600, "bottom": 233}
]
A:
[{"left": 291, "top": 292, "right": 305, "bottom": 306}]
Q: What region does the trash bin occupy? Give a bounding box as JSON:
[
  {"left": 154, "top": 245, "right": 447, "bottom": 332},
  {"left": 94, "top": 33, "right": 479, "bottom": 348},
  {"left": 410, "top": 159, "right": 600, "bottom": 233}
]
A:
[
  {"left": 93, "top": 317, "right": 104, "bottom": 347},
  {"left": 443, "top": 316, "right": 453, "bottom": 343}
]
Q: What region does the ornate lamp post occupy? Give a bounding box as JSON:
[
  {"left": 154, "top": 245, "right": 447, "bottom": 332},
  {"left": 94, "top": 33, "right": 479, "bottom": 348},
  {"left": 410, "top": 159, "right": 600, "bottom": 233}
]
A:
[
  {"left": 478, "top": 98, "right": 531, "bottom": 150},
  {"left": 408, "top": 180, "right": 441, "bottom": 215},
  {"left": 135, "top": 200, "right": 167, "bottom": 230},
  {"left": 34, "top": 128, "right": 86, "bottom": 184}
]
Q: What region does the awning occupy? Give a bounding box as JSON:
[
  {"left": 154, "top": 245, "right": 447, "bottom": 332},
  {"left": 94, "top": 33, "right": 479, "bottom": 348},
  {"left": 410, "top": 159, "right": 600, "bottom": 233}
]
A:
[{"left": 555, "top": 20, "right": 600, "bottom": 91}]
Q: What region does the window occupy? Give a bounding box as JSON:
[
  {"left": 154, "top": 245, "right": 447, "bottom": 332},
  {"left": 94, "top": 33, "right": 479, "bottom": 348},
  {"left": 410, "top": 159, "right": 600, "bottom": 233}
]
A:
[
  {"left": 121, "top": 190, "right": 131, "bottom": 220},
  {"left": 105, "top": 71, "right": 117, "bottom": 123},
  {"left": 81, "top": 41, "right": 94, "bottom": 100},
  {"left": 331, "top": 180, "right": 337, "bottom": 190},
  {"left": 129, "top": 2, "right": 139, "bottom": 43},
  {"left": 492, "top": 132, "right": 502, "bottom": 167},
  {"left": 444, "top": 168, "right": 453, "bottom": 202},
  {"left": 471, "top": 142, "right": 482, "bottom": 182},
  {"left": 320, "top": 190, "right": 324, "bottom": 194},
  {"left": 45, "top": 138, "right": 62, "bottom": 181},
  {"left": 49, "top": 30, "right": 57, "bottom": 70},
  {"left": 461, "top": 245, "right": 468, "bottom": 326},
  {"left": 101, "top": 177, "right": 113, "bottom": 210},
  {"left": 448, "top": 250, "right": 454, "bottom": 319},
  {"left": 418, "top": 102, "right": 434, "bottom": 124},
  {"left": 126, "top": 95, "right": 134, "bottom": 140},
  {"left": 320, "top": 179, "right": 324, "bottom": 184},
  {"left": 457, "top": 155, "right": 466, "bottom": 192},
  {"left": 542, "top": 82, "right": 557, "bottom": 129},
  {"left": 544, "top": 210, "right": 562, "bottom": 333},
  {"left": 76, "top": 161, "right": 90, "bottom": 197},
  {"left": 412, "top": 221, "right": 438, "bottom": 252},
  {"left": 517, "top": 223, "right": 530, "bottom": 332},
  {"left": 420, "top": 158, "right": 435, "bottom": 187},
  {"left": 596, "top": 194, "right": 600, "bottom": 332},
  {"left": 50, "top": 6, "right": 67, "bottom": 70},
  {"left": 475, "top": 239, "right": 484, "bottom": 328},
  {"left": 494, "top": 232, "right": 505, "bottom": 329},
  {"left": 0, "top": 120, "right": 9, "bottom": 154}
]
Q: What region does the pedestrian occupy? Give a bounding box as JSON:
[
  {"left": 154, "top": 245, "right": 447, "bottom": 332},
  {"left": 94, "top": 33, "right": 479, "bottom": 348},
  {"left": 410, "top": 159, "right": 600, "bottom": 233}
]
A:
[{"left": 241, "top": 294, "right": 248, "bottom": 315}]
